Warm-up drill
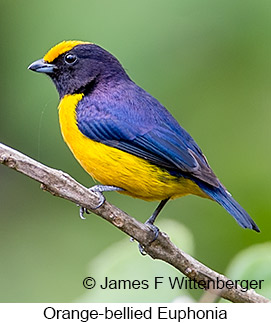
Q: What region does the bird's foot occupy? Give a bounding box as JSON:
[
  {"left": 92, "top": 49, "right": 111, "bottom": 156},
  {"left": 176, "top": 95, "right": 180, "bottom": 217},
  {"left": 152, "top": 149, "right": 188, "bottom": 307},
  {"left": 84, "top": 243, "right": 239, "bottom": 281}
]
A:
[
  {"left": 138, "top": 221, "right": 160, "bottom": 255},
  {"left": 79, "top": 185, "right": 124, "bottom": 219},
  {"left": 136, "top": 198, "right": 169, "bottom": 255}
]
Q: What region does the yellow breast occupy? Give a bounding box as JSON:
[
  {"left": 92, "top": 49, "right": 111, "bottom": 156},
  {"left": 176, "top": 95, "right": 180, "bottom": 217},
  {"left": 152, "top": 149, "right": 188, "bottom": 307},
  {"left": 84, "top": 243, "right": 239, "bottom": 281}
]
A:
[{"left": 58, "top": 94, "right": 207, "bottom": 201}]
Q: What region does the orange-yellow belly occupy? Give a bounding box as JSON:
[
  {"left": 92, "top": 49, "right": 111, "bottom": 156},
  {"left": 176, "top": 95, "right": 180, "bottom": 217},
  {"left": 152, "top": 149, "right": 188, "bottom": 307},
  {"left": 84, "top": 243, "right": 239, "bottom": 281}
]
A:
[{"left": 58, "top": 94, "right": 208, "bottom": 201}]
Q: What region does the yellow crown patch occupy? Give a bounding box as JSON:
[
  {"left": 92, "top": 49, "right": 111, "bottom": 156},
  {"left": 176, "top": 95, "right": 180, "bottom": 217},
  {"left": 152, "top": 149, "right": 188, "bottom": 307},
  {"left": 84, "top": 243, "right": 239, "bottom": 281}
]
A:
[{"left": 43, "top": 40, "right": 91, "bottom": 63}]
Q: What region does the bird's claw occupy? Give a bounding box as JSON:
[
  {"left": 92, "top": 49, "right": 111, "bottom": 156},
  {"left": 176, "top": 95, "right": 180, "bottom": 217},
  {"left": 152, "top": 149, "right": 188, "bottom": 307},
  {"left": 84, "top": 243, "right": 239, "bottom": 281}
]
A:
[
  {"left": 138, "top": 222, "right": 160, "bottom": 256},
  {"left": 78, "top": 187, "right": 106, "bottom": 219},
  {"left": 91, "top": 190, "right": 106, "bottom": 209},
  {"left": 79, "top": 207, "right": 90, "bottom": 220},
  {"left": 78, "top": 185, "right": 124, "bottom": 220}
]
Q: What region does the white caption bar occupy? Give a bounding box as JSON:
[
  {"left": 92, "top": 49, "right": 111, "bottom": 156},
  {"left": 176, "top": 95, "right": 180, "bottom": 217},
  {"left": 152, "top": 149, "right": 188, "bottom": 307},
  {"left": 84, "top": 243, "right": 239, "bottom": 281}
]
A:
[{"left": 0, "top": 303, "right": 270, "bottom": 322}]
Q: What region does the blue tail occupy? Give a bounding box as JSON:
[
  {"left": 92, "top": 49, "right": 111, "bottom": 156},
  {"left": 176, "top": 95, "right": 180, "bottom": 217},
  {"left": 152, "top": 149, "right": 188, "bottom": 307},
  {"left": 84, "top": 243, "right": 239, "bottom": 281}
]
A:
[{"left": 197, "top": 182, "right": 260, "bottom": 232}]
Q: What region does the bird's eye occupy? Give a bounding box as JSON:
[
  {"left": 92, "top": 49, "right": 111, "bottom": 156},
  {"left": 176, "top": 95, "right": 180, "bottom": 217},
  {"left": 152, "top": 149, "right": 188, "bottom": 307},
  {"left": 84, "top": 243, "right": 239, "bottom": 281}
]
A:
[{"left": 64, "top": 53, "right": 77, "bottom": 64}]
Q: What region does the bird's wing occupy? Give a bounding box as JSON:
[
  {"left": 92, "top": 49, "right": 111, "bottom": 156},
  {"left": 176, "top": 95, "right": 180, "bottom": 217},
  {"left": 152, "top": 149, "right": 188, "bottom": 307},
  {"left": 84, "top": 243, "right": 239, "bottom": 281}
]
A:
[{"left": 76, "top": 99, "right": 220, "bottom": 187}]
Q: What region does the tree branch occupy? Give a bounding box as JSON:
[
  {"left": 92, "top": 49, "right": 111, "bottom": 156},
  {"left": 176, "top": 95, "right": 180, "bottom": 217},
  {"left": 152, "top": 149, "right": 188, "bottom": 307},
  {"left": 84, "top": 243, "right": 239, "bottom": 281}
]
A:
[{"left": 0, "top": 143, "right": 269, "bottom": 303}]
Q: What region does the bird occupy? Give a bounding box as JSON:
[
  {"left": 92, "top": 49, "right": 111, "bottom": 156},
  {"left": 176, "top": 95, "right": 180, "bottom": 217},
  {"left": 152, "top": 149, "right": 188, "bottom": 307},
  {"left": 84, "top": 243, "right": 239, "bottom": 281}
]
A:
[{"left": 28, "top": 40, "right": 260, "bottom": 242}]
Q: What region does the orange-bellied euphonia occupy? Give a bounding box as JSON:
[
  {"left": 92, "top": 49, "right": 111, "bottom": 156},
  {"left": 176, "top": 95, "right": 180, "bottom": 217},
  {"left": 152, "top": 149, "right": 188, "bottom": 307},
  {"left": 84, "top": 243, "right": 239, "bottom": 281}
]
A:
[{"left": 28, "top": 40, "right": 259, "bottom": 237}]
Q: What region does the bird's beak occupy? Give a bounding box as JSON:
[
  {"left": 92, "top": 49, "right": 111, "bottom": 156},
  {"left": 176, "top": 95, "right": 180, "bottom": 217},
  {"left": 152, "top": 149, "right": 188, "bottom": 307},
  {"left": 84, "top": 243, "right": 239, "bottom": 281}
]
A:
[{"left": 28, "top": 59, "right": 57, "bottom": 74}]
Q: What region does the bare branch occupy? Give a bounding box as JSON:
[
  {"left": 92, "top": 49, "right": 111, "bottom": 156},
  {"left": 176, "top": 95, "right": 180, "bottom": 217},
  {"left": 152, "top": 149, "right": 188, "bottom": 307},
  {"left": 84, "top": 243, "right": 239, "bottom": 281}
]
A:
[{"left": 0, "top": 143, "right": 269, "bottom": 303}]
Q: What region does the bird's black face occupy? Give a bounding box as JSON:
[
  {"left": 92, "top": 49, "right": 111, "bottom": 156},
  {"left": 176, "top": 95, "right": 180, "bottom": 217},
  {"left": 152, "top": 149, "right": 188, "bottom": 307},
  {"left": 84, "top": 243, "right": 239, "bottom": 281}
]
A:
[
  {"left": 48, "top": 45, "right": 103, "bottom": 98},
  {"left": 29, "top": 42, "right": 128, "bottom": 98}
]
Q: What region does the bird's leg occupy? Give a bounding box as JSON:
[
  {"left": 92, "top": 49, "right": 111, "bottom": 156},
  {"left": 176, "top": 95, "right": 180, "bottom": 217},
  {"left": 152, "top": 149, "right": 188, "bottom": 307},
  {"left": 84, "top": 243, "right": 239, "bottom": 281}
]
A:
[
  {"left": 79, "top": 185, "right": 124, "bottom": 219},
  {"left": 139, "top": 197, "right": 170, "bottom": 255}
]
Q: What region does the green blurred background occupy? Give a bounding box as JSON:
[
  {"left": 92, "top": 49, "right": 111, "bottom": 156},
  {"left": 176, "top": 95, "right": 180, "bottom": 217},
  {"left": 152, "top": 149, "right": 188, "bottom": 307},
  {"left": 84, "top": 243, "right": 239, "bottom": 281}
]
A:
[{"left": 0, "top": 0, "right": 270, "bottom": 302}]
